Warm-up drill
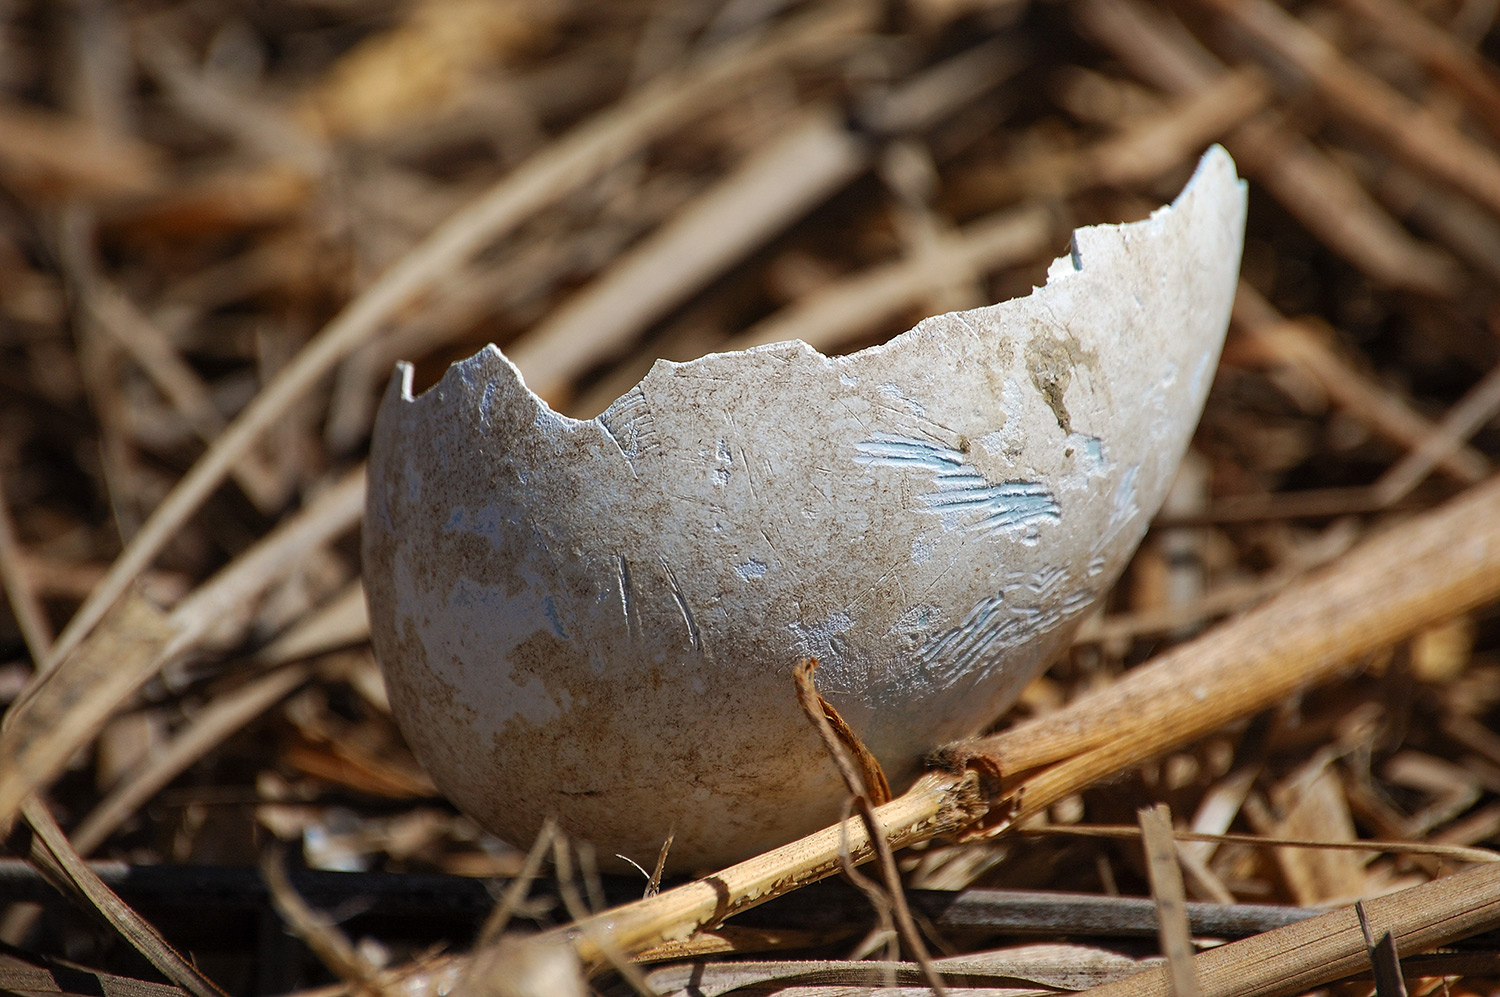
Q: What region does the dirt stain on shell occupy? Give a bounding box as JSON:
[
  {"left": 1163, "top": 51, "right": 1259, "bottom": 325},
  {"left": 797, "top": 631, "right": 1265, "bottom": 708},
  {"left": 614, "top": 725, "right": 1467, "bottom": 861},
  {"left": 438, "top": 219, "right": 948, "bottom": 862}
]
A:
[{"left": 1025, "top": 330, "right": 1100, "bottom": 435}]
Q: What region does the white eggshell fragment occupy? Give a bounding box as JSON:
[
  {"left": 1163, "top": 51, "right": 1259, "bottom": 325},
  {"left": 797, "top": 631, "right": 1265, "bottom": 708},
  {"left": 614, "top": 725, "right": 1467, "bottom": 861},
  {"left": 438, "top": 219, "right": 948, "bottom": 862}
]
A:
[{"left": 363, "top": 147, "right": 1247, "bottom": 871}]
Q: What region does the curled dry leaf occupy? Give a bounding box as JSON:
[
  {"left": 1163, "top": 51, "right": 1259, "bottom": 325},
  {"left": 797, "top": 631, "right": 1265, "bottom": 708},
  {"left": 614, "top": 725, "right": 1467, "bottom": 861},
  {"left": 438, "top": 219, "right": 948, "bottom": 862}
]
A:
[{"left": 362, "top": 147, "right": 1247, "bottom": 870}]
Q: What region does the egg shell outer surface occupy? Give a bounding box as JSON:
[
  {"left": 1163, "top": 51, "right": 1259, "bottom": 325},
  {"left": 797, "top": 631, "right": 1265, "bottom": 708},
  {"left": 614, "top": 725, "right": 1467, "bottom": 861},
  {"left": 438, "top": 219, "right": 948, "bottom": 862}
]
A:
[{"left": 363, "top": 147, "right": 1247, "bottom": 872}]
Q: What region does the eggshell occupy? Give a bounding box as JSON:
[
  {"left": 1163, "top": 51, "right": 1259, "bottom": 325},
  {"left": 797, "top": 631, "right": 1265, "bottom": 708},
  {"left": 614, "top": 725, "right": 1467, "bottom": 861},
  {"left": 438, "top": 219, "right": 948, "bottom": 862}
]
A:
[{"left": 363, "top": 147, "right": 1247, "bottom": 871}]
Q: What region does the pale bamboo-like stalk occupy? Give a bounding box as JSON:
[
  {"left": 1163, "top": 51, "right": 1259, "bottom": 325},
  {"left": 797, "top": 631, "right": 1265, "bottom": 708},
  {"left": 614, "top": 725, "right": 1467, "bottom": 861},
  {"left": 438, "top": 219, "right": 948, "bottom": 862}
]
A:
[
  {"left": 571, "top": 770, "right": 982, "bottom": 969},
  {"left": 948, "top": 472, "right": 1500, "bottom": 809},
  {"left": 457, "top": 769, "right": 985, "bottom": 988}
]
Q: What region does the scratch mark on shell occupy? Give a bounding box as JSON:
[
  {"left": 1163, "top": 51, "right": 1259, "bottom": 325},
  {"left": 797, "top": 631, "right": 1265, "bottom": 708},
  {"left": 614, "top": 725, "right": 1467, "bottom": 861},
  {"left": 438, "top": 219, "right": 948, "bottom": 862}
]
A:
[
  {"left": 659, "top": 556, "right": 701, "bottom": 652},
  {"left": 913, "top": 569, "right": 1096, "bottom": 687},
  {"left": 855, "top": 432, "right": 1060, "bottom": 535},
  {"left": 479, "top": 381, "right": 497, "bottom": 425},
  {"left": 614, "top": 554, "right": 637, "bottom": 637},
  {"left": 740, "top": 447, "right": 759, "bottom": 501},
  {"left": 597, "top": 386, "right": 659, "bottom": 471},
  {"left": 542, "top": 596, "right": 569, "bottom": 639}
]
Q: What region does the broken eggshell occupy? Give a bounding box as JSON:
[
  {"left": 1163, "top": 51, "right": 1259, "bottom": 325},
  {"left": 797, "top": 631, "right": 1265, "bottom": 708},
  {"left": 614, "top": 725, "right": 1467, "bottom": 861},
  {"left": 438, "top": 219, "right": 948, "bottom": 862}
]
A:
[{"left": 364, "top": 147, "right": 1247, "bottom": 871}]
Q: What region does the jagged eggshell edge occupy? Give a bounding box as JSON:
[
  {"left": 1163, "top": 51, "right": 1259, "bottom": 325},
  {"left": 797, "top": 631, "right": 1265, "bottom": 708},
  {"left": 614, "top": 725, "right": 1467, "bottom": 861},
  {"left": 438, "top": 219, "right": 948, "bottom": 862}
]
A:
[{"left": 363, "top": 146, "right": 1247, "bottom": 870}]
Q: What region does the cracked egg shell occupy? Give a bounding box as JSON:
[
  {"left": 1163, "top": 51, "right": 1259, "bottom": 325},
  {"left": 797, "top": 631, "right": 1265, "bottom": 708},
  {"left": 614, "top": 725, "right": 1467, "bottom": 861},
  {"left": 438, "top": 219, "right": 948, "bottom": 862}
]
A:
[{"left": 363, "top": 147, "right": 1246, "bottom": 871}]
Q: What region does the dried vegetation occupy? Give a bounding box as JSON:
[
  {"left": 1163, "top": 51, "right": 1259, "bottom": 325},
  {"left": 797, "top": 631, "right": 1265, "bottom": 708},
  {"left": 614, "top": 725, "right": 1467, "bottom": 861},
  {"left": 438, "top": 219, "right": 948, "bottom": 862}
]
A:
[{"left": 1, "top": 0, "right": 1500, "bottom": 994}]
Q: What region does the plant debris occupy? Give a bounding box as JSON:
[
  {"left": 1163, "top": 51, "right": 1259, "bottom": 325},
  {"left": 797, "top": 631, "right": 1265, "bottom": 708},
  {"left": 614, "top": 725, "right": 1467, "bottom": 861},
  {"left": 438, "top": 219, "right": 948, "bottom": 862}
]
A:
[{"left": 1, "top": 0, "right": 1499, "bottom": 995}]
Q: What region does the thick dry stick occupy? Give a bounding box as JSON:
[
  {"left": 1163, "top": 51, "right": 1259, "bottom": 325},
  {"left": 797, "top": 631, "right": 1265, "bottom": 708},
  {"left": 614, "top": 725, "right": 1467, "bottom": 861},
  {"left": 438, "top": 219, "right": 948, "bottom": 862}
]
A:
[
  {"left": 468, "top": 769, "right": 986, "bottom": 983},
  {"left": 955, "top": 471, "right": 1500, "bottom": 799},
  {"left": 1078, "top": 861, "right": 1500, "bottom": 997},
  {"left": 477, "top": 473, "right": 1500, "bottom": 989}
]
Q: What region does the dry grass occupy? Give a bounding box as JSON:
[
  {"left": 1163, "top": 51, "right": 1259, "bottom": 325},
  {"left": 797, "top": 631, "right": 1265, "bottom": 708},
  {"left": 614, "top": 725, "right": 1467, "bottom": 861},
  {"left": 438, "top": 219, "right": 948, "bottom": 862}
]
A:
[{"left": 2, "top": 0, "right": 1500, "bottom": 994}]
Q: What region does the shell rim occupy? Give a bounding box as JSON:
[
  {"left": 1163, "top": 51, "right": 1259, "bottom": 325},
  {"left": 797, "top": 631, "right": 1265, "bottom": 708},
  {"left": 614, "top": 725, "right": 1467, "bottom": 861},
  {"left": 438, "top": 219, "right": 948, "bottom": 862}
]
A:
[{"left": 384, "top": 145, "right": 1246, "bottom": 429}]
